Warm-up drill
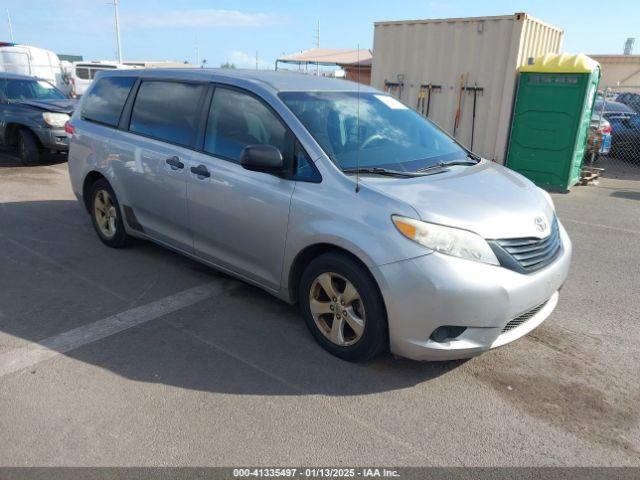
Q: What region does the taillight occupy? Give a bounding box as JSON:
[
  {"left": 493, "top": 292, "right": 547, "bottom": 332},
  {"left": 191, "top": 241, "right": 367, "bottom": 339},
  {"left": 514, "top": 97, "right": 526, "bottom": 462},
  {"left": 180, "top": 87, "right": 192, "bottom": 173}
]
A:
[{"left": 64, "top": 122, "right": 75, "bottom": 135}]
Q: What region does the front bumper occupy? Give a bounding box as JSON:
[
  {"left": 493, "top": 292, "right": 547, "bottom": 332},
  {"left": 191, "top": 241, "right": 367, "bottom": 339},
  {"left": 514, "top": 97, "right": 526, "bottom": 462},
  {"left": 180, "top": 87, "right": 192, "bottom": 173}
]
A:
[
  {"left": 34, "top": 127, "right": 69, "bottom": 151},
  {"left": 372, "top": 221, "right": 572, "bottom": 361}
]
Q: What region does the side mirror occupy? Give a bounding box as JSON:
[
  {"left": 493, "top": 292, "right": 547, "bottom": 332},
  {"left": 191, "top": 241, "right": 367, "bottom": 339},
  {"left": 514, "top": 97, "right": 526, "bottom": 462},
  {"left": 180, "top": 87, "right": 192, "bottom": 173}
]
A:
[{"left": 240, "top": 145, "right": 284, "bottom": 173}]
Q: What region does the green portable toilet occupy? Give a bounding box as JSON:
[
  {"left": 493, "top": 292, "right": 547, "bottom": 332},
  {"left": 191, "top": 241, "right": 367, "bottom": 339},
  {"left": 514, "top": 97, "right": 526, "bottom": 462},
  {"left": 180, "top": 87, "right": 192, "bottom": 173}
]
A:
[{"left": 506, "top": 53, "right": 600, "bottom": 191}]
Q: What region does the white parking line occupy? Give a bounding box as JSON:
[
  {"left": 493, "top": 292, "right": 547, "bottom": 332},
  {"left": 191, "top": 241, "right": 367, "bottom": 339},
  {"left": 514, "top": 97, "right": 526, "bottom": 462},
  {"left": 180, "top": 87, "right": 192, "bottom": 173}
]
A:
[
  {"left": 562, "top": 218, "right": 640, "bottom": 235},
  {"left": 0, "top": 282, "right": 224, "bottom": 378}
]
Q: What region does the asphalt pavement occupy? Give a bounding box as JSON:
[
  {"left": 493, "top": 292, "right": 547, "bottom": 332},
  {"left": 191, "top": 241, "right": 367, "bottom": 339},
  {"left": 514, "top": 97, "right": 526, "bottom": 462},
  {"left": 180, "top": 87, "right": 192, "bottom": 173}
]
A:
[{"left": 0, "top": 152, "right": 638, "bottom": 466}]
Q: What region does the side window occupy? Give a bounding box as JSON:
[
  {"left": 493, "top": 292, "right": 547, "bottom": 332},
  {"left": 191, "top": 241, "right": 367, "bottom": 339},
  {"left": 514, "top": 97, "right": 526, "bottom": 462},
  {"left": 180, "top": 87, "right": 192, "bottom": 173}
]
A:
[
  {"left": 82, "top": 76, "right": 136, "bottom": 127},
  {"left": 129, "top": 81, "right": 205, "bottom": 147},
  {"left": 294, "top": 141, "right": 321, "bottom": 182},
  {"left": 75, "top": 67, "right": 90, "bottom": 80},
  {"left": 204, "top": 87, "right": 287, "bottom": 162}
]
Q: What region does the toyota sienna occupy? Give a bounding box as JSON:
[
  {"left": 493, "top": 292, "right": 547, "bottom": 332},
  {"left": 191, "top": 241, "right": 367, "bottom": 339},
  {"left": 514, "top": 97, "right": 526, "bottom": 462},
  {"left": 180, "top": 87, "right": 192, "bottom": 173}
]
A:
[{"left": 67, "top": 69, "right": 571, "bottom": 362}]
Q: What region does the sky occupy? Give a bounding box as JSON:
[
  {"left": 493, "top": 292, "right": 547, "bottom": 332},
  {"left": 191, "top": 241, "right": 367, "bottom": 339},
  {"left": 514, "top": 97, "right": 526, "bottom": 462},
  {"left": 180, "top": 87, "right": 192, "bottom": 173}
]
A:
[{"left": 2, "top": 0, "right": 637, "bottom": 67}]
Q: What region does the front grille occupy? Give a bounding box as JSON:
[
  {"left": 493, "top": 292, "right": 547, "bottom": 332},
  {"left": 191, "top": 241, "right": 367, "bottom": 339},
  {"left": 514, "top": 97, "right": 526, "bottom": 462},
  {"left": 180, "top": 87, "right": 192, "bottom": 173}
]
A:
[
  {"left": 502, "top": 300, "right": 549, "bottom": 333},
  {"left": 494, "top": 218, "right": 561, "bottom": 273}
]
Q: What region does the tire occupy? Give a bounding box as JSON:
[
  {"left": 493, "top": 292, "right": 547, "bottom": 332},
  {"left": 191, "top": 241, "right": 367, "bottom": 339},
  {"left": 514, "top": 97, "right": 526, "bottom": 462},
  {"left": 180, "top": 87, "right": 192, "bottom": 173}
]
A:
[
  {"left": 299, "top": 252, "right": 388, "bottom": 361},
  {"left": 17, "top": 129, "right": 41, "bottom": 166},
  {"left": 89, "top": 178, "right": 132, "bottom": 248}
]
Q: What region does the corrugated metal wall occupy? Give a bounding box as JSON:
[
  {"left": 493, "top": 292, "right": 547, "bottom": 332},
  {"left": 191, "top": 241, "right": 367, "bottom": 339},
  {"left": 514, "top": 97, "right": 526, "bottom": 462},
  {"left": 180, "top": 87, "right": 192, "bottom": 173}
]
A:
[{"left": 371, "top": 13, "right": 563, "bottom": 163}]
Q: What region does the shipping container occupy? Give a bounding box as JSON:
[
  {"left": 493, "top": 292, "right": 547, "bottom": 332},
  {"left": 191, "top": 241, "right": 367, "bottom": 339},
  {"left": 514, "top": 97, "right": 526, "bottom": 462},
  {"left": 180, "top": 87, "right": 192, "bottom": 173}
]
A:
[{"left": 371, "top": 13, "right": 564, "bottom": 163}]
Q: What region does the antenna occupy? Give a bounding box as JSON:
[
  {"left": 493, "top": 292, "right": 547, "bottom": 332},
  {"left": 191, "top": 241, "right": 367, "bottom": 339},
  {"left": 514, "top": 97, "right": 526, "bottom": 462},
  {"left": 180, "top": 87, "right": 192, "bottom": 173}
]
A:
[{"left": 355, "top": 45, "right": 361, "bottom": 193}]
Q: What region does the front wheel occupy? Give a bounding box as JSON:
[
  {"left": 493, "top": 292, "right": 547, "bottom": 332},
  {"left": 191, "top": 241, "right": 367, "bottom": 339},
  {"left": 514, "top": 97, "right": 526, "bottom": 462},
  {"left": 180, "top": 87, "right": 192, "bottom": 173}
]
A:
[
  {"left": 299, "top": 252, "right": 388, "bottom": 361},
  {"left": 17, "top": 129, "right": 41, "bottom": 165}
]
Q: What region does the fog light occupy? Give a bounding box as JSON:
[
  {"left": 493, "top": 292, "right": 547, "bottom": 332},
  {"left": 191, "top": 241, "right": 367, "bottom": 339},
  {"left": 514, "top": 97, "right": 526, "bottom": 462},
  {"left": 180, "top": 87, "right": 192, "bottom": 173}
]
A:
[{"left": 430, "top": 326, "right": 467, "bottom": 343}]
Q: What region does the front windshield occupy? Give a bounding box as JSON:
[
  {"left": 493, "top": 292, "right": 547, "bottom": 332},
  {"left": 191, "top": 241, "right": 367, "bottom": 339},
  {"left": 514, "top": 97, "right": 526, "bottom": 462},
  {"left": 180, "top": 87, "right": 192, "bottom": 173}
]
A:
[
  {"left": 3, "top": 79, "right": 66, "bottom": 101},
  {"left": 280, "top": 91, "right": 467, "bottom": 172}
]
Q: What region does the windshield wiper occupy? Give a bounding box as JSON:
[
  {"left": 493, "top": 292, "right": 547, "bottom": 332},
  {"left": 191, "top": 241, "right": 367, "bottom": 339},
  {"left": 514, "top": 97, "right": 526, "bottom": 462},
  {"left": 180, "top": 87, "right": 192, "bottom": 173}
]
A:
[
  {"left": 342, "top": 167, "right": 428, "bottom": 178},
  {"left": 418, "top": 158, "right": 479, "bottom": 173}
]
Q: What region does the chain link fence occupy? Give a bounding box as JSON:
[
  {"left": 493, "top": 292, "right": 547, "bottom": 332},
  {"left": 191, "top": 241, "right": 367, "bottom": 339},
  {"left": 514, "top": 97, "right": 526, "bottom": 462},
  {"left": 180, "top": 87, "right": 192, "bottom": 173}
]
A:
[{"left": 586, "top": 86, "right": 640, "bottom": 173}]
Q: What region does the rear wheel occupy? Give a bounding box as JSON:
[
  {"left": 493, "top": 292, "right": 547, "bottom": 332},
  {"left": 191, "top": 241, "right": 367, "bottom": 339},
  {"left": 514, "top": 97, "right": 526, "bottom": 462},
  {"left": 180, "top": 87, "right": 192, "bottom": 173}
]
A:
[
  {"left": 17, "top": 129, "right": 41, "bottom": 166},
  {"left": 89, "top": 179, "right": 132, "bottom": 248},
  {"left": 299, "top": 252, "right": 388, "bottom": 361}
]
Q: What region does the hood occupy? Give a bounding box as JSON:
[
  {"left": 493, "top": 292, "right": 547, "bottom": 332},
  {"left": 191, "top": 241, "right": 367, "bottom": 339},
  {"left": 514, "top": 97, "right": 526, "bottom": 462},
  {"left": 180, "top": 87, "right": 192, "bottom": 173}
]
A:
[
  {"left": 361, "top": 161, "right": 555, "bottom": 240},
  {"left": 18, "top": 98, "right": 77, "bottom": 114}
]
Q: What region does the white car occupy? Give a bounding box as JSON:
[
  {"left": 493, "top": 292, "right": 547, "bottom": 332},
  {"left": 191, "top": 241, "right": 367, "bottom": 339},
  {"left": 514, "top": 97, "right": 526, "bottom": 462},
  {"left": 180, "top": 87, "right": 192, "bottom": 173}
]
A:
[
  {"left": 67, "top": 61, "right": 135, "bottom": 97},
  {"left": 0, "top": 42, "right": 65, "bottom": 91}
]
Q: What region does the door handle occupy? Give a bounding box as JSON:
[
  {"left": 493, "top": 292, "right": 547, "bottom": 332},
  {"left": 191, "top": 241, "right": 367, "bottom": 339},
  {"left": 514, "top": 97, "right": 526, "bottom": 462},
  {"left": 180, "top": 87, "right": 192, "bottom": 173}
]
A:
[
  {"left": 190, "top": 164, "right": 211, "bottom": 178},
  {"left": 166, "top": 156, "right": 184, "bottom": 170}
]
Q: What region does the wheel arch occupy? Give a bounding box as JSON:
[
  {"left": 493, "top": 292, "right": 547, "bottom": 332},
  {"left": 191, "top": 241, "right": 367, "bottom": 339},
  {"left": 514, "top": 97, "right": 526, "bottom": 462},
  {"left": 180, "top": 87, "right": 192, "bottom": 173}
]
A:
[
  {"left": 82, "top": 171, "right": 107, "bottom": 212},
  {"left": 5, "top": 123, "right": 42, "bottom": 148},
  {"left": 287, "top": 242, "right": 384, "bottom": 308}
]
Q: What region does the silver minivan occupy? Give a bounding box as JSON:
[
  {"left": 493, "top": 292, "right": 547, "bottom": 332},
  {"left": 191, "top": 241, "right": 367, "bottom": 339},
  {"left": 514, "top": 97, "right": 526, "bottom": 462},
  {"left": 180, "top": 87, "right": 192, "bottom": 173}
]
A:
[{"left": 67, "top": 69, "right": 571, "bottom": 362}]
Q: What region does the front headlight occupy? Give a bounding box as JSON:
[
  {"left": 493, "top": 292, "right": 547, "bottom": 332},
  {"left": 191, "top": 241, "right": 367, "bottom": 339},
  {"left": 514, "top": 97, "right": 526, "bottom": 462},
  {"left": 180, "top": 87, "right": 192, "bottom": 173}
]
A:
[
  {"left": 42, "top": 112, "right": 70, "bottom": 128},
  {"left": 392, "top": 215, "right": 500, "bottom": 266}
]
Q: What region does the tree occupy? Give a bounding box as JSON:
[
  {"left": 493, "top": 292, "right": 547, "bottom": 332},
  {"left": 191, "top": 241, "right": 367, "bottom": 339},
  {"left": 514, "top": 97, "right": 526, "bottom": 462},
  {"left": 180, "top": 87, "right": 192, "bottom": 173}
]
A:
[{"left": 220, "top": 62, "right": 236, "bottom": 69}]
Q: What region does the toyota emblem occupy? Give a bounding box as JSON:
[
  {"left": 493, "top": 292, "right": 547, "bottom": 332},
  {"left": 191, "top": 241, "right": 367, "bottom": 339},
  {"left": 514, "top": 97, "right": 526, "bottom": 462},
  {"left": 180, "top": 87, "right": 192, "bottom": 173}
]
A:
[{"left": 535, "top": 217, "right": 547, "bottom": 233}]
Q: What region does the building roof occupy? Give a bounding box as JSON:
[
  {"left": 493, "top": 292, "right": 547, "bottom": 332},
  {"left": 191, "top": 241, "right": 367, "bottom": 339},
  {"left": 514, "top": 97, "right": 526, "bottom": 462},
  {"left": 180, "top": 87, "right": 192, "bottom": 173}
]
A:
[
  {"left": 589, "top": 54, "right": 640, "bottom": 64},
  {"left": 99, "top": 68, "right": 378, "bottom": 93},
  {"left": 277, "top": 49, "right": 372, "bottom": 67},
  {"left": 520, "top": 53, "right": 600, "bottom": 74}
]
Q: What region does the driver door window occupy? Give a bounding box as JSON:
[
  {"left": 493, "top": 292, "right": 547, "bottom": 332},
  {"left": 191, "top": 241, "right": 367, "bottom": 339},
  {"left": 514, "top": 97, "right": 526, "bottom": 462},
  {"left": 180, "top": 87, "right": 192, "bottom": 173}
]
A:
[{"left": 204, "top": 87, "right": 287, "bottom": 163}]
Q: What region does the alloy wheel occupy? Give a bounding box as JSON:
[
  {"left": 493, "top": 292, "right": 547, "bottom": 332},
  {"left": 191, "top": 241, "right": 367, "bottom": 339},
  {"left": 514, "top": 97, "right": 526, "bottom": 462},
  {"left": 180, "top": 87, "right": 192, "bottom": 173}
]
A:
[
  {"left": 309, "top": 272, "right": 366, "bottom": 346},
  {"left": 93, "top": 189, "right": 118, "bottom": 239}
]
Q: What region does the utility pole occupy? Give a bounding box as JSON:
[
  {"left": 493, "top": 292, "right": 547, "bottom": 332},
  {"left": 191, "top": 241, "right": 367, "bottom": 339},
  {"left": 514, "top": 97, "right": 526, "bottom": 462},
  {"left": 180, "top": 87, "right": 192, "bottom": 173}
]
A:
[
  {"left": 314, "top": 20, "right": 320, "bottom": 75},
  {"left": 113, "top": 0, "right": 123, "bottom": 62},
  {"left": 256, "top": 51, "right": 259, "bottom": 70},
  {"left": 6, "top": 9, "right": 13, "bottom": 42}
]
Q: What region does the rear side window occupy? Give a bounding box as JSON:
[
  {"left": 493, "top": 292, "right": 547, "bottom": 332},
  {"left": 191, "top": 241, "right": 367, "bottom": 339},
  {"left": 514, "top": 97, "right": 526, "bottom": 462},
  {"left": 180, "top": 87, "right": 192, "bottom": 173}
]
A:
[
  {"left": 82, "top": 76, "right": 136, "bottom": 127},
  {"left": 129, "top": 81, "right": 205, "bottom": 147},
  {"left": 204, "top": 87, "right": 287, "bottom": 162},
  {"left": 75, "top": 67, "right": 90, "bottom": 80}
]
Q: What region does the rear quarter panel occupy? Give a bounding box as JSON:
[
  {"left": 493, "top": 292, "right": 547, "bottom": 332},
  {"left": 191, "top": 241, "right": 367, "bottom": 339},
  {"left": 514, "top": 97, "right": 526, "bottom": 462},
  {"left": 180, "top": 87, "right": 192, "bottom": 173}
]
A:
[{"left": 67, "top": 110, "right": 118, "bottom": 204}]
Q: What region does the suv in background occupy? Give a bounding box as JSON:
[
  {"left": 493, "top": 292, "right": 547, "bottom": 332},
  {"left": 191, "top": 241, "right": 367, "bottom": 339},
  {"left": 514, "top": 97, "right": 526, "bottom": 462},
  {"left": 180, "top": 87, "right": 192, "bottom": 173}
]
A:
[
  {"left": 0, "top": 72, "right": 76, "bottom": 165},
  {"left": 67, "top": 62, "right": 127, "bottom": 97}
]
